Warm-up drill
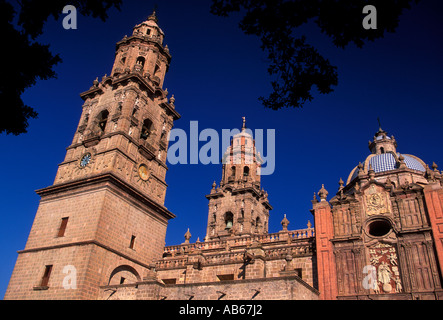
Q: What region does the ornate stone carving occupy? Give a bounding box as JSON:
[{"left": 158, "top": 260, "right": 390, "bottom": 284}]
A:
[
  {"left": 368, "top": 242, "right": 402, "bottom": 294},
  {"left": 364, "top": 185, "right": 389, "bottom": 216}
]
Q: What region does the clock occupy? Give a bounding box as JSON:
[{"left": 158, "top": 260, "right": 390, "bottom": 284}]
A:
[
  {"left": 138, "top": 164, "right": 150, "bottom": 181},
  {"left": 80, "top": 153, "right": 91, "bottom": 168}
]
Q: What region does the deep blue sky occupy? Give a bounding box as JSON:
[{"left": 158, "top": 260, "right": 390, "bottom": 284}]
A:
[{"left": 1, "top": 1, "right": 442, "bottom": 298}]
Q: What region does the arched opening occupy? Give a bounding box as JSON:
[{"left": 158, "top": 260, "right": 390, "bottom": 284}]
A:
[
  {"left": 380, "top": 147, "right": 385, "bottom": 154},
  {"left": 225, "top": 212, "right": 233, "bottom": 230},
  {"left": 243, "top": 166, "right": 250, "bottom": 176},
  {"left": 230, "top": 166, "right": 236, "bottom": 177},
  {"left": 136, "top": 56, "right": 145, "bottom": 67},
  {"left": 98, "top": 110, "right": 109, "bottom": 132},
  {"left": 108, "top": 265, "right": 141, "bottom": 286},
  {"left": 140, "top": 118, "right": 153, "bottom": 140},
  {"left": 154, "top": 64, "right": 160, "bottom": 76},
  {"left": 255, "top": 217, "right": 261, "bottom": 230}
]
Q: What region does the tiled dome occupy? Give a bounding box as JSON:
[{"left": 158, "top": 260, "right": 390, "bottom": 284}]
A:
[
  {"left": 348, "top": 152, "right": 426, "bottom": 184},
  {"left": 369, "top": 153, "right": 425, "bottom": 173}
]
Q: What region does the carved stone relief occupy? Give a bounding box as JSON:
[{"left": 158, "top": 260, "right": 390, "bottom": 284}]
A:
[
  {"left": 364, "top": 185, "right": 390, "bottom": 216},
  {"left": 368, "top": 242, "right": 402, "bottom": 294}
]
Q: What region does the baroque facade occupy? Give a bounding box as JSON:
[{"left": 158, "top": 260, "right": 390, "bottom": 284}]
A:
[{"left": 5, "top": 14, "right": 443, "bottom": 300}]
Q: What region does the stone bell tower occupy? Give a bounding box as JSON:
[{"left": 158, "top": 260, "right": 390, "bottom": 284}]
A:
[
  {"left": 5, "top": 12, "right": 180, "bottom": 300},
  {"left": 205, "top": 118, "right": 272, "bottom": 241}
]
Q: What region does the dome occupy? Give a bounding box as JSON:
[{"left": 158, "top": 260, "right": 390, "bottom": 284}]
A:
[{"left": 347, "top": 152, "right": 426, "bottom": 184}]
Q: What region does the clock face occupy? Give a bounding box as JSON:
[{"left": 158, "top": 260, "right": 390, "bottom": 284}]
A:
[
  {"left": 138, "top": 164, "right": 149, "bottom": 181},
  {"left": 80, "top": 153, "right": 91, "bottom": 167}
]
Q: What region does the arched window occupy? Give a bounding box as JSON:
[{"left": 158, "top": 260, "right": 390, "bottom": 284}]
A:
[
  {"left": 225, "top": 212, "right": 233, "bottom": 230},
  {"left": 256, "top": 217, "right": 261, "bottom": 230},
  {"left": 83, "top": 113, "right": 89, "bottom": 125},
  {"left": 243, "top": 166, "right": 250, "bottom": 176},
  {"left": 230, "top": 166, "right": 236, "bottom": 177},
  {"left": 136, "top": 56, "right": 145, "bottom": 67},
  {"left": 108, "top": 265, "right": 141, "bottom": 286},
  {"left": 380, "top": 147, "right": 385, "bottom": 154},
  {"left": 140, "top": 119, "right": 153, "bottom": 140},
  {"left": 98, "top": 110, "right": 109, "bottom": 132}
]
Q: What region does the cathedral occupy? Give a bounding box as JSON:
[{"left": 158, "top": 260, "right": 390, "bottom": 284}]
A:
[{"left": 5, "top": 13, "right": 443, "bottom": 300}]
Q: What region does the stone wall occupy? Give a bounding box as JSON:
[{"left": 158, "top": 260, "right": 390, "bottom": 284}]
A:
[{"left": 100, "top": 276, "right": 319, "bottom": 300}]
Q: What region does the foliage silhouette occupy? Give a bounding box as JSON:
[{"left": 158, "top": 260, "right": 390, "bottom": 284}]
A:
[
  {"left": 210, "top": 0, "right": 420, "bottom": 110},
  {"left": 1, "top": 0, "right": 122, "bottom": 135}
]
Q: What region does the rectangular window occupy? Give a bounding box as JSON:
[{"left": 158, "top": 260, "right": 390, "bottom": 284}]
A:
[
  {"left": 217, "top": 274, "right": 234, "bottom": 282},
  {"left": 295, "top": 268, "right": 303, "bottom": 279},
  {"left": 162, "top": 278, "right": 177, "bottom": 285},
  {"left": 40, "top": 265, "right": 53, "bottom": 287},
  {"left": 129, "top": 235, "right": 136, "bottom": 249},
  {"left": 57, "top": 217, "right": 69, "bottom": 237}
]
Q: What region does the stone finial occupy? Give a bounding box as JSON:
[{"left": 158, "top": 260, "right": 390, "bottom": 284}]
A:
[
  {"left": 358, "top": 162, "right": 365, "bottom": 177},
  {"left": 398, "top": 154, "right": 407, "bottom": 169},
  {"left": 281, "top": 214, "right": 290, "bottom": 231},
  {"left": 432, "top": 162, "right": 438, "bottom": 171},
  {"left": 318, "top": 184, "right": 328, "bottom": 201},
  {"left": 169, "top": 94, "right": 175, "bottom": 105},
  {"left": 307, "top": 220, "right": 312, "bottom": 229},
  {"left": 368, "top": 164, "right": 375, "bottom": 179},
  {"left": 184, "top": 228, "right": 191, "bottom": 244},
  {"left": 242, "top": 116, "right": 246, "bottom": 131},
  {"left": 148, "top": 10, "right": 158, "bottom": 23},
  {"left": 311, "top": 192, "right": 318, "bottom": 205},
  {"left": 338, "top": 177, "right": 344, "bottom": 190},
  {"left": 212, "top": 181, "right": 216, "bottom": 189}
]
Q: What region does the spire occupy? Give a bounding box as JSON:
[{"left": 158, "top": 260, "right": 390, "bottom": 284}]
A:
[
  {"left": 318, "top": 184, "right": 329, "bottom": 201},
  {"left": 148, "top": 8, "right": 158, "bottom": 23},
  {"left": 183, "top": 228, "right": 192, "bottom": 244},
  {"left": 368, "top": 121, "right": 397, "bottom": 155},
  {"left": 281, "top": 214, "right": 290, "bottom": 231},
  {"left": 220, "top": 118, "right": 261, "bottom": 187}
]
